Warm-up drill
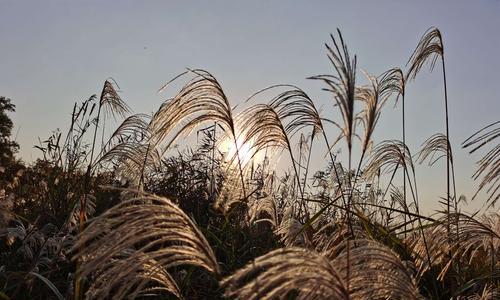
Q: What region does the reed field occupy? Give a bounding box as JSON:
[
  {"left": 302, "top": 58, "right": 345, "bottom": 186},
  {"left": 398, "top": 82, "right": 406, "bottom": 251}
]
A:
[{"left": 0, "top": 27, "right": 498, "bottom": 299}]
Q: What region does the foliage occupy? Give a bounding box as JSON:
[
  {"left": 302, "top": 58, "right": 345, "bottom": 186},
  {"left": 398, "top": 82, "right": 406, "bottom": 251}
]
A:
[{"left": 0, "top": 97, "right": 19, "bottom": 168}]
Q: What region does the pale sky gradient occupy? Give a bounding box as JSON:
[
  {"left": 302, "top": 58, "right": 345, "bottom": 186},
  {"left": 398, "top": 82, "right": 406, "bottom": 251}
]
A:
[{"left": 1, "top": 0, "right": 499, "bottom": 213}]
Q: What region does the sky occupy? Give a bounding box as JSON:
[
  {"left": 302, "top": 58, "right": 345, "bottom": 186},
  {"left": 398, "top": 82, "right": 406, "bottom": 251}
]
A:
[{"left": 1, "top": 0, "right": 499, "bottom": 213}]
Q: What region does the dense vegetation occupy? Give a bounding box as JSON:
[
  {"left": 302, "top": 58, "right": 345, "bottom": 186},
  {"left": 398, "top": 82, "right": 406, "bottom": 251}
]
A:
[{"left": 0, "top": 28, "right": 498, "bottom": 299}]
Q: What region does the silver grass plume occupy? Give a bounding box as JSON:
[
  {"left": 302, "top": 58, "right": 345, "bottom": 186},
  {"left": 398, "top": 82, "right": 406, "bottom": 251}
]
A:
[
  {"left": 406, "top": 27, "right": 443, "bottom": 81},
  {"left": 364, "top": 140, "right": 433, "bottom": 268},
  {"left": 417, "top": 133, "right": 453, "bottom": 166},
  {"left": 364, "top": 140, "right": 414, "bottom": 182},
  {"left": 409, "top": 212, "right": 499, "bottom": 281},
  {"left": 407, "top": 27, "right": 454, "bottom": 253},
  {"left": 379, "top": 68, "right": 405, "bottom": 102},
  {"left": 98, "top": 141, "right": 161, "bottom": 186},
  {"left": 255, "top": 85, "right": 326, "bottom": 138},
  {"left": 417, "top": 133, "right": 457, "bottom": 207},
  {"left": 250, "top": 84, "right": 352, "bottom": 220},
  {"left": 98, "top": 79, "right": 131, "bottom": 121},
  {"left": 265, "top": 86, "right": 339, "bottom": 200},
  {"left": 464, "top": 284, "right": 500, "bottom": 300},
  {"left": 379, "top": 68, "right": 408, "bottom": 231},
  {"left": 309, "top": 30, "right": 357, "bottom": 289},
  {"left": 83, "top": 251, "right": 183, "bottom": 299},
  {"left": 152, "top": 69, "right": 247, "bottom": 201},
  {"left": 309, "top": 29, "right": 357, "bottom": 154},
  {"left": 407, "top": 222, "right": 452, "bottom": 279},
  {"left": 275, "top": 206, "right": 310, "bottom": 247},
  {"left": 418, "top": 133, "right": 458, "bottom": 252},
  {"left": 463, "top": 120, "right": 500, "bottom": 207},
  {"left": 356, "top": 71, "right": 394, "bottom": 154},
  {"left": 238, "top": 103, "right": 305, "bottom": 203},
  {"left": 247, "top": 195, "right": 278, "bottom": 229},
  {"left": 222, "top": 247, "right": 349, "bottom": 300},
  {"left": 390, "top": 187, "right": 412, "bottom": 215},
  {"left": 75, "top": 78, "right": 132, "bottom": 298},
  {"left": 308, "top": 29, "right": 357, "bottom": 229},
  {"left": 95, "top": 113, "right": 161, "bottom": 185},
  {"left": 314, "top": 220, "right": 366, "bottom": 254},
  {"left": 448, "top": 212, "right": 499, "bottom": 267},
  {"left": 331, "top": 239, "right": 421, "bottom": 300},
  {"left": 72, "top": 194, "right": 219, "bottom": 299},
  {"left": 97, "top": 113, "right": 151, "bottom": 157},
  {"left": 222, "top": 239, "right": 421, "bottom": 300}
]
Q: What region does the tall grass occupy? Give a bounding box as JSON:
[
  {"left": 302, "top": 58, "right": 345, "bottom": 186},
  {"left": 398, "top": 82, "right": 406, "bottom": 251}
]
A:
[{"left": 1, "top": 27, "right": 499, "bottom": 299}]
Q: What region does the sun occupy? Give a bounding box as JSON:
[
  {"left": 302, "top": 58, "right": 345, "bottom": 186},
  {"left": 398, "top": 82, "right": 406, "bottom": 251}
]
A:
[{"left": 219, "top": 135, "right": 262, "bottom": 167}]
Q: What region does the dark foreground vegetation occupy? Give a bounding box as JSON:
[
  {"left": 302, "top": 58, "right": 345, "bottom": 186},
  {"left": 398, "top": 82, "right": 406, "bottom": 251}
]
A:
[{"left": 0, "top": 28, "right": 498, "bottom": 299}]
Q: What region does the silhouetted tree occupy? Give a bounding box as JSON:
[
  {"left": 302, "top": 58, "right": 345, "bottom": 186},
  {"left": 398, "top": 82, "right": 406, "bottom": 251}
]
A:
[{"left": 0, "top": 97, "right": 19, "bottom": 167}]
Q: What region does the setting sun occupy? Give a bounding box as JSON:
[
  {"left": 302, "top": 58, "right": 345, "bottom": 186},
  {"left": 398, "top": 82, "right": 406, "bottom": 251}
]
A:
[{"left": 218, "top": 135, "right": 263, "bottom": 167}]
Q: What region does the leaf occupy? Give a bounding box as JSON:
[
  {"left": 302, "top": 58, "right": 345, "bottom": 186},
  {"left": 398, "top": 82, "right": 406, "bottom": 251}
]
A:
[{"left": 29, "top": 272, "right": 64, "bottom": 300}]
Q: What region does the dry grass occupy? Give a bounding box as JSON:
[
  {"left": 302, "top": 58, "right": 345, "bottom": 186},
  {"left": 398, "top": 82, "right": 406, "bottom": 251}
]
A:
[{"left": 2, "top": 27, "right": 498, "bottom": 300}]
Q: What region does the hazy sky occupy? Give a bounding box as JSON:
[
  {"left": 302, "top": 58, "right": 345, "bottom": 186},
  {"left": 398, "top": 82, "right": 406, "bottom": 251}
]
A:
[{"left": 1, "top": 0, "right": 499, "bottom": 212}]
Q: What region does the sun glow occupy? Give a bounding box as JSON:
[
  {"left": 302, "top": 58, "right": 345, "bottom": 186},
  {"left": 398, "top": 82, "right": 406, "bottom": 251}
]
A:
[{"left": 219, "top": 135, "right": 263, "bottom": 167}]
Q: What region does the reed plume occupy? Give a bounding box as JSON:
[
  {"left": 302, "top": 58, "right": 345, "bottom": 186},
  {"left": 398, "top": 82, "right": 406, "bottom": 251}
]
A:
[
  {"left": 152, "top": 69, "right": 248, "bottom": 204},
  {"left": 222, "top": 239, "right": 421, "bottom": 300},
  {"left": 222, "top": 247, "right": 349, "bottom": 300},
  {"left": 72, "top": 194, "right": 219, "bottom": 299},
  {"left": 95, "top": 113, "right": 160, "bottom": 185},
  {"left": 364, "top": 140, "right": 432, "bottom": 268},
  {"left": 76, "top": 79, "right": 130, "bottom": 299},
  {"left": 407, "top": 27, "right": 454, "bottom": 242},
  {"left": 379, "top": 68, "right": 407, "bottom": 226},
  {"left": 238, "top": 104, "right": 305, "bottom": 206},
  {"left": 250, "top": 85, "right": 348, "bottom": 206},
  {"left": 463, "top": 121, "right": 500, "bottom": 207},
  {"left": 309, "top": 29, "right": 357, "bottom": 289}
]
